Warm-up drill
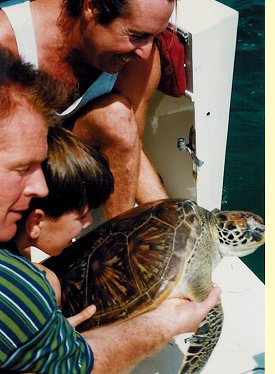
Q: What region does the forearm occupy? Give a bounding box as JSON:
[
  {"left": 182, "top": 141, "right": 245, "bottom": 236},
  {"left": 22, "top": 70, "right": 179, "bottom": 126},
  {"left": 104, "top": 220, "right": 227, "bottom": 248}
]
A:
[
  {"left": 82, "top": 312, "right": 170, "bottom": 374},
  {"left": 115, "top": 43, "right": 161, "bottom": 137},
  {"left": 136, "top": 149, "right": 169, "bottom": 204},
  {"left": 82, "top": 288, "right": 221, "bottom": 373}
]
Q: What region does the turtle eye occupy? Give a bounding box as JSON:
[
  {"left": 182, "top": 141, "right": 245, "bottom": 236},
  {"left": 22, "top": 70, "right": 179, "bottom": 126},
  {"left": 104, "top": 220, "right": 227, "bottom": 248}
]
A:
[{"left": 226, "top": 222, "right": 236, "bottom": 231}]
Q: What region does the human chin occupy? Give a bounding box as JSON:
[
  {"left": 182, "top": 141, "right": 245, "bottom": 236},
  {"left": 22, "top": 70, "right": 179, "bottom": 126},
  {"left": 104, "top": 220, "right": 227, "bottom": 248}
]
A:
[
  {"left": 55, "top": 239, "right": 74, "bottom": 254},
  {"left": 100, "top": 55, "right": 128, "bottom": 73},
  {"left": 0, "top": 222, "right": 18, "bottom": 242},
  {"left": 101, "top": 63, "right": 124, "bottom": 74}
]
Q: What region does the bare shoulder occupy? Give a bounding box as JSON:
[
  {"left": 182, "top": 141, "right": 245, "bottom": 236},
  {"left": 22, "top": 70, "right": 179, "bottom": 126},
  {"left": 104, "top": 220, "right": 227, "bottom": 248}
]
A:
[
  {"left": 33, "top": 263, "right": 58, "bottom": 284},
  {"left": 33, "top": 262, "right": 61, "bottom": 305}
]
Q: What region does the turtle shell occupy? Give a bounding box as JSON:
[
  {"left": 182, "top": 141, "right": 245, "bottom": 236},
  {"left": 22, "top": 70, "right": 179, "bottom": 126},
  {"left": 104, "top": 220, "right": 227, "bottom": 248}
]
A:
[{"left": 45, "top": 199, "right": 209, "bottom": 331}]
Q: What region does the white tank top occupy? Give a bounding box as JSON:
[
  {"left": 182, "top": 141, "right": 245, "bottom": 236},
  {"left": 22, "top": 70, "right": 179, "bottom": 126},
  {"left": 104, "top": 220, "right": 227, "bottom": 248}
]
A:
[{"left": 1, "top": 0, "right": 38, "bottom": 67}]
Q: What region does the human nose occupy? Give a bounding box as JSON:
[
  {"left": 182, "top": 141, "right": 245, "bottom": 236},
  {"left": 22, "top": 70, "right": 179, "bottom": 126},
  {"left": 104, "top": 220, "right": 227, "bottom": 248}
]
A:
[
  {"left": 134, "top": 40, "right": 154, "bottom": 60},
  {"left": 82, "top": 211, "right": 93, "bottom": 229},
  {"left": 24, "top": 166, "right": 49, "bottom": 198}
]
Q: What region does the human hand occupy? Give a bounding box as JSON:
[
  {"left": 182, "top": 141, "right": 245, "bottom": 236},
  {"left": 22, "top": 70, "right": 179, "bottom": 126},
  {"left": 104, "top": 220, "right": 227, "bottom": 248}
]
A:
[
  {"left": 81, "top": 288, "right": 221, "bottom": 373},
  {"left": 67, "top": 305, "right": 96, "bottom": 329},
  {"left": 147, "top": 286, "right": 222, "bottom": 338}
]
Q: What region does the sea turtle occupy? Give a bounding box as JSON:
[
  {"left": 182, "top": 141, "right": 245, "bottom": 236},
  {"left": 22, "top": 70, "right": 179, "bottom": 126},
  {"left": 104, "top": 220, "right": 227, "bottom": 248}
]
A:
[{"left": 45, "top": 198, "right": 265, "bottom": 373}]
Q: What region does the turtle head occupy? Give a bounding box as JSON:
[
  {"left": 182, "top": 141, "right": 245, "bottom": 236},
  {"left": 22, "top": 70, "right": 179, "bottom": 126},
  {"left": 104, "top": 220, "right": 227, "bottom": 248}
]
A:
[{"left": 210, "top": 209, "right": 265, "bottom": 257}]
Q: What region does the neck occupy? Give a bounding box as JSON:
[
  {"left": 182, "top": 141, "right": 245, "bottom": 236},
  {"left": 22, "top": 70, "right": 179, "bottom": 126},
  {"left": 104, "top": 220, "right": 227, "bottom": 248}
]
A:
[
  {"left": 212, "top": 248, "right": 223, "bottom": 271},
  {"left": 59, "top": 15, "right": 104, "bottom": 91},
  {"left": 34, "top": 0, "right": 101, "bottom": 93},
  {"left": 13, "top": 231, "right": 33, "bottom": 260},
  {"left": 32, "top": 0, "right": 80, "bottom": 90}
]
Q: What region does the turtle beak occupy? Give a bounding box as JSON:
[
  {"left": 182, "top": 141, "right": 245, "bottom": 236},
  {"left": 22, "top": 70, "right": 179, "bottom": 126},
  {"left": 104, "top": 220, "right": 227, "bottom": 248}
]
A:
[{"left": 246, "top": 217, "right": 265, "bottom": 244}]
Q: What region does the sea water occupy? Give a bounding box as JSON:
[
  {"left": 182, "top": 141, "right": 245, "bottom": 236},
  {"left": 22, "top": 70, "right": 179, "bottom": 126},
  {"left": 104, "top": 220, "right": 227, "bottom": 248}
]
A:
[{"left": 220, "top": 0, "right": 265, "bottom": 281}]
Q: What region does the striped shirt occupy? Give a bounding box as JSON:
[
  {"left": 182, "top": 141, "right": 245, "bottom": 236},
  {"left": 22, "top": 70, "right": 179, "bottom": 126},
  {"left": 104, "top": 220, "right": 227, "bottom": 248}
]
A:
[{"left": 0, "top": 249, "right": 94, "bottom": 373}]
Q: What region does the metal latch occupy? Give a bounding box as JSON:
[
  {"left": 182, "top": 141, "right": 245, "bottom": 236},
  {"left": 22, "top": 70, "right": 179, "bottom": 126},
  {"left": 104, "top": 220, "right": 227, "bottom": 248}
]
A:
[{"left": 177, "top": 137, "right": 204, "bottom": 167}]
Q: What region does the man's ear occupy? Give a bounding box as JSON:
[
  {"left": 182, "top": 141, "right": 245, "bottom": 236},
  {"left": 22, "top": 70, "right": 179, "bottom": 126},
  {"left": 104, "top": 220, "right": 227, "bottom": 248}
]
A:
[
  {"left": 83, "top": 0, "right": 97, "bottom": 21},
  {"left": 25, "top": 209, "right": 46, "bottom": 239}
]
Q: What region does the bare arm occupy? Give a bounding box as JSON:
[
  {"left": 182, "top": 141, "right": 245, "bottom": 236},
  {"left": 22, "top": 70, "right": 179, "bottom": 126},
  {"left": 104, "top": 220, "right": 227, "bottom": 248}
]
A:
[
  {"left": 136, "top": 149, "right": 168, "bottom": 203},
  {"left": 115, "top": 44, "right": 168, "bottom": 204},
  {"left": 82, "top": 287, "right": 221, "bottom": 374},
  {"left": 115, "top": 43, "right": 161, "bottom": 135}
]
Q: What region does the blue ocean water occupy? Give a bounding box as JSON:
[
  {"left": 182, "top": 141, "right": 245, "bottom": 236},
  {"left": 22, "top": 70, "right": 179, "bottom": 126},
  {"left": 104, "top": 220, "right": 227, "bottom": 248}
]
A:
[{"left": 219, "top": 0, "right": 265, "bottom": 281}]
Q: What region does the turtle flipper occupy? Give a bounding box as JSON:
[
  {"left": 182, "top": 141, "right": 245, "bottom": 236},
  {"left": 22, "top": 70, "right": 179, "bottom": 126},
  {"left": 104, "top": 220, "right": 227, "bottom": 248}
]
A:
[{"left": 179, "top": 303, "right": 223, "bottom": 373}]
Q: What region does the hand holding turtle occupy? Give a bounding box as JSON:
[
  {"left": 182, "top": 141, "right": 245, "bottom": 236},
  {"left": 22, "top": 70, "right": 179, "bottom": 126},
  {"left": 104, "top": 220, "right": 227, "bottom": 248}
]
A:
[
  {"left": 80, "top": 287, "right": 221, "bottom": 374},
  {"left": 152, "top": 286, "right": 222, "bottom": 337}
]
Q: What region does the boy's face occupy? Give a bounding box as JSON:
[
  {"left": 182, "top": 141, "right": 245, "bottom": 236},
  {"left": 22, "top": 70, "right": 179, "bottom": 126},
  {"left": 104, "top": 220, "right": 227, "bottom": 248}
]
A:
[{"left": 35, "top": 207, "right": 92, "bottom": 256}]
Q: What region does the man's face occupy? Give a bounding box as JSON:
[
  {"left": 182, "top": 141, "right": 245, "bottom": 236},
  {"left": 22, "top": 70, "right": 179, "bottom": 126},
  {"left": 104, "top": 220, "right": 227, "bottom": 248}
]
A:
[
  {"left": 82, "top": 0, "right": 175, "bottom": 73},
  {"left": 0, "top": 97, "right": 48, "bottom": 241}
]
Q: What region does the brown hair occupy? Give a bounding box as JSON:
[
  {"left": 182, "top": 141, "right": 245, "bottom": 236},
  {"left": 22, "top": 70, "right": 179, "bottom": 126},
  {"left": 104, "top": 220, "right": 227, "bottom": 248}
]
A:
[
  {"left": 63, "top": 0, "right": 175, "bottom": 24},
  {"left": 26, "top": 125, "right": 114, "bottom": 218},
  {"left": 0, "top": 48, "right": 71, "bottom": 125}
]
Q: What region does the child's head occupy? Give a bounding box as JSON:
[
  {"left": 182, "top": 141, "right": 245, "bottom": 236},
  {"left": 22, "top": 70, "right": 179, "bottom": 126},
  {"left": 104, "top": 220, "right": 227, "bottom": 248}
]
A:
[{"left": 15, "top": 125, "right": 114, "bottom": 257}]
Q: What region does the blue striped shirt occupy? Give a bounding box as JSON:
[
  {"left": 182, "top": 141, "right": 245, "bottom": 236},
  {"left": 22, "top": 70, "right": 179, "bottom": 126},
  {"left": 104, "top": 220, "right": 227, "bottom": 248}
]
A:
[{"left": 0, "top": 249, "right": 94, "bottom": 373}]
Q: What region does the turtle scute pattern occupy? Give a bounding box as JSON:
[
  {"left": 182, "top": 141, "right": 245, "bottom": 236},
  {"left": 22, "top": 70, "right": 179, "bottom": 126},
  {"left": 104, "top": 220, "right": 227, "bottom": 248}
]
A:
[{"left": 59, "top": 199, "right": 203, "bottom": 331}]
